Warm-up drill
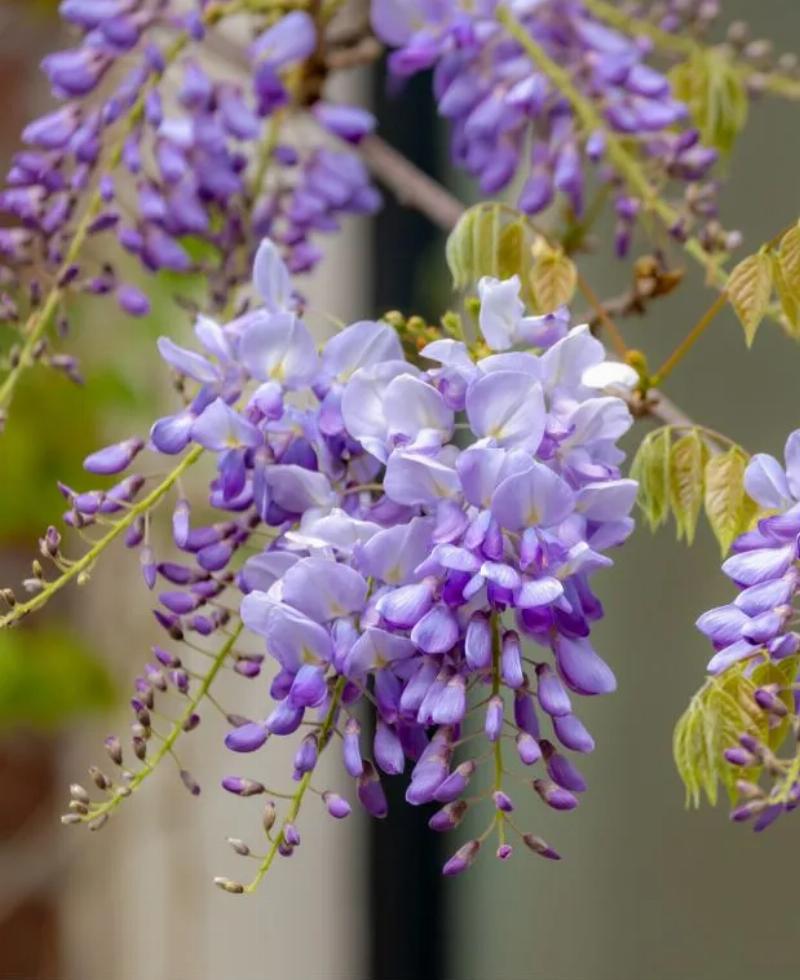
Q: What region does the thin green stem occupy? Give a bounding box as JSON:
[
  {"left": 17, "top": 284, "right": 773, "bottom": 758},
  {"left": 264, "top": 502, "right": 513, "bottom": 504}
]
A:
[
  {"left": 81, "top": 620, "right": 244, "bottom": 825},
  {"left": 651, "top": 291, "right": 728, "bottom": 386},
  {"left": 583, "top": 0, "right": 800, "bottom": 102},
  {"left": 575, "top": 273, "right": 629, "bottom": 359},
  {"left": 244, "top": 674, "right": 346, "bottom": 893},
  {"left": 0, "top": 445, "right": 204, "bottom": 629}
]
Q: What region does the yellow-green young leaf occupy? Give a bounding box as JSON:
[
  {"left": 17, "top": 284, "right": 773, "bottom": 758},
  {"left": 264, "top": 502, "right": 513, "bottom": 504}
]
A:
[
  {"left": 630, "top": 428, "right": 671, "bottom": 531},
  {"left": 673, "top": 666, "right": 763, "bottom": 808},
  {"left": 497, "top": 219, "right": 525, "bottom": 281},
  {"left": 670, "top": 49, "right": 748, "bottom": 155},
  {"left": 778, "top": 222, "right": 800, "bottom": 287},
  {"left": 669, "top": 430, "right": 708, "bottom": 544},
  {"left": 445, "top": 207, "right": 478, "bottom": 290},
  {"left": 704, "top": 447, "right": 757, "bottom": 555},
  {"left": 727, "top": 251, "right": 773, "bottom": 346},
  {"left": 529, "top": 238, "right": 577, "bottom": 313},
  {"left": 473, "top": 204, "right": 501, "bottom": 283},
  {"left": 771, "top": 252, "right": 800, "bottom": 337}
]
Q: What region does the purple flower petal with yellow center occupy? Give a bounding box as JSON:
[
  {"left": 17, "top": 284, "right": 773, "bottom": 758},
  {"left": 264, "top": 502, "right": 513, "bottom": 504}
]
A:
[
  {"left": 239, "top": 312, "right": 319, "bottom": 389},
  {"left": 345, "top": 627, "right": 416, "bottom": 677},
  {"left": 465, "top": 370, "right": 545, "bottom": 451},
  {"left": 280, "top": 557, "right": 367, "bottom": 623},
  {"left": 384, "top": 451, "right": 460, "bottom": 506},
  {"left": 491, "top": 462, "right": 574, "bottom": 530},
  {"left": 191, "top": 398, "right": 262, "bottom": 452}
]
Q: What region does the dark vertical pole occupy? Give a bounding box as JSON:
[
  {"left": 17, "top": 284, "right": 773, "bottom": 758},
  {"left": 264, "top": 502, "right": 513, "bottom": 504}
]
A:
[{"left": 368, "top": 65, "right": 447, "bottom": 980}]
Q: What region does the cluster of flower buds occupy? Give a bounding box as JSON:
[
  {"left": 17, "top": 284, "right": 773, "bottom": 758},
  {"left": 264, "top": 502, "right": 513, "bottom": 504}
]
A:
[
  {"left": 61, "top": 239, "right": 639, "bottom": 883},
  {"left": 697, "top": 433, "right": 800, "bottom": 829},
  {"left": 0, "top": 2, "right": 379, "bottom": 353},
  {"left": 370, "top": 0, "right": 721, "bottom": 256}
]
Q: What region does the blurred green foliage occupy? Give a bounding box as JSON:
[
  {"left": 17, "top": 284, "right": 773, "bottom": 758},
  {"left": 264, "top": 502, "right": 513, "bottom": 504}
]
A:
[{"left": 0, "top": 627, "right": 115, "bottom": 730}]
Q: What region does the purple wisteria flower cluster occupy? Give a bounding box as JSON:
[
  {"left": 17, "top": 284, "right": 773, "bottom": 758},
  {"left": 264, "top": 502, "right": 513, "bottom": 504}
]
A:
[
  {"left": 62, "top": 240, "right": 639, "bottom": 877},
  {"left": 0, "top": 1, "right": 378, "bottom": 330},
  {"left": 371, "top": 0, "right": 721, "bottom": 256},
  {"left": 697, "top": 435, "right": 800, "bottom": 830}
]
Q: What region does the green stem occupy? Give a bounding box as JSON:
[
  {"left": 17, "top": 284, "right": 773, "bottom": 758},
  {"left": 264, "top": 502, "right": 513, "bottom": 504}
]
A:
[
  {"left": 650, "top": 291, "right": 728, "bottom": 386},
  {"left": 244, "top": 674, "right": 346, "bottom": 893},
  {"left": 82, "top": 620, "right": 244, "bottom": 824},
  {"left": 0, "top": 444, "right": 204, "bottom": 630},
  {"left": 582, "top": 0, "right": 800, "bottom": 102},
  {"left": 496, "top": 5, "right": 726, "bottom": 290}
]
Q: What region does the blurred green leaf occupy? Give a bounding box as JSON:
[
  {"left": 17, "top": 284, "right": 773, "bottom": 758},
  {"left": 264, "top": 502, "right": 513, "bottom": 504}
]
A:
[
  {"left": 630, "top": 427, "right": 672, "bottom": 532},
  {"left": 0, "top": 628, "right": 116, "bottom": 730},
  {"left": 670, "top": 48, "right": 748, "bottom": 155}
]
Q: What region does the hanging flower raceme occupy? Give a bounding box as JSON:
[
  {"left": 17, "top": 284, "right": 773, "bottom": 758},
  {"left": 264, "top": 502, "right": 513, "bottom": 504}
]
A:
[
  {"left": 696, "top": 433, "right": 800, "bottom": 830},
  {"left": 370, "top": 0, "right": 725, "bottom": 256},
  {"left": 59, "top": 239, "right": 638, "bottom": 885},
  {"left": 0, "top": 1, "right": 379, "bottom": 397}
]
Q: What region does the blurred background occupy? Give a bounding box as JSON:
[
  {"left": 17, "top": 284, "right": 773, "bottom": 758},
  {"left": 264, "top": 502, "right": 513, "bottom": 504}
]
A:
[{"left": 1, "top": 2, "right": 800, "bottom": 978}]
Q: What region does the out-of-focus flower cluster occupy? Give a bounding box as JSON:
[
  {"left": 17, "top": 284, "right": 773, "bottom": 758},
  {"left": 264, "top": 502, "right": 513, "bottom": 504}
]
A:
[
  {"left": 697, "top": 435, "right": 800, "bottom": 830},
  {"left": 0, "top": 1, "right": 379, "bottom": 340},
  {"left": 371, "top": 0, "right": 723, "bottom": 256},
  {"left": 61, "top": 240, "right": 639, "bottom": 878}
]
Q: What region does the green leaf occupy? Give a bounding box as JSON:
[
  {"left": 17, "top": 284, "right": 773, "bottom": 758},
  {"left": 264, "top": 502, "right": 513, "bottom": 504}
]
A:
[
  {"left": 773, "top": 223, "right": 800, "bottom": 336},
  {"left": 670, "top": 49, "right": 748, "bottom": 155},
  {"left": 778, "top": 222, "right": 800, "bottom": 287},
  {"left": 727, "top": 251, "right": 773, "bottom": 346},
  {"left": 630, "top": 427, "right": 672, "bottom": 531},
  {"left": 0, "top": 628, "right": 116, "bottom": 730},
  {"left": 674, "top": 665, "right": 764, "bottom": 808},
  {"left": 445, "top": 207, "right": 478, "bottom": 290},
  {"left": 528, "top": 237, "right": 577, "bottom": 313},
  {"left": 704, "top": 446, "right": 757, "bottom": 555},
  {"left": 497, "top": 219, "right": 525, "bottom": 281},
  {"left": 670, "top": 430, "right": 708, "bottom": 544}
]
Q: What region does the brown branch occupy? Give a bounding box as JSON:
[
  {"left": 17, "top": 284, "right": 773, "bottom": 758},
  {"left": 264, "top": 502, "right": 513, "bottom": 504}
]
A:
[{"left": 358, "top": 134, "right": 695, "bottom": 432}]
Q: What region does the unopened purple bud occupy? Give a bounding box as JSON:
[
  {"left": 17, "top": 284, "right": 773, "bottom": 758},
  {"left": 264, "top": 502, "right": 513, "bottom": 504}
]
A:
[
  {"left": 533, "top": 777, "right": 578, "bottom": 811},
  {"left": 434, "top": 760, "right": 476, "bottom": 803},
  {"left": 429, "top": 800, "right": 467, "bottom": 832},
  {"left": 84, "top": 437, "right": 144, "bottom": 475},
  {"left": 343, "top": 717, "right": 363, "bottom": 777},
  {"left": 117, "top": 284, "right": 150, "bottom": 317},
  {"left": 357, "top": 760, "right": 388, "bottom": 818},
  {"left": 23, "top": 105, "right": 81, "bottom": 149},
  {"left": 323, "top": 792, "right": 351, "bottom": 819},
  {"left": 496, "top": 844, "right": 513, "bottom": 861},
  {"left": 153, "top": 645, "right": 180, "bottom": 668},
  {"left": 225, "top": 722, "right": 268, "bottom": 753},
  {"left": 522, "top": 833, "right": 561, "bottom": 860},
  {"left": 442, "top": 839, "right": 480, "bottom": 876},
  {"left": 516, "top": 733, "right": 541, "bottom": 766},
  {"left": 160, "top": 590, "right": 198, "bottom": 615},
  {"left": 234, "top": 659, "right": 261, "bottom": 679},
  {"left": 140, "top": 546, "right": 156, "bottom": 590},
  {"left": 542, "top": 741, "right": 587, "bottom": 792},
  {"left": 312, "top": 102, "right": 375, "bottom": 143},
  {"left": 536, "top": 663, "right": 571, "bottom": 717},
  {"left": 180, "top": 769, "right": 200, "bottom": 796},
  {"left": 754, "top": 687, "right": 787, "bottom": 716},
  {"left": 513, "top": 688, "right": 540, "bottom": 737},
  {"left": 552, "top": 713, "right": 594, "bottom": 753},
  {"left": 284, "top": 822, "right": 301, "bottom": 847},
  {"left": 501, "top": 631, "right": 524, "bottom": 689},
  {"left": 465, "top": 612, "right": 492, "bottom": 670},
  {"left": 724, "top": 746, "right": 756, "bottom": 767},
  {"left": 294, "top": 734, "right": 318, "bottom": 776},
  {"left": 492, "top": 790, "right": 514, "bottom": 813},
  {"left": 484, "top": 696, "right": 503, "bottom": 743}
]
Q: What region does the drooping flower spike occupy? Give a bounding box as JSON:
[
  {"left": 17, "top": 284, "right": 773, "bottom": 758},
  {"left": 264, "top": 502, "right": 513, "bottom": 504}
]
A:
[
  {"left": 58, "top": 240, "right": 638, "bottom": 886},
  {"left": 696, "top": 433, "right": 800, "bottom": 830},
  {"left": 371, "top": 0, "right": 728, "bottom": 256}
]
